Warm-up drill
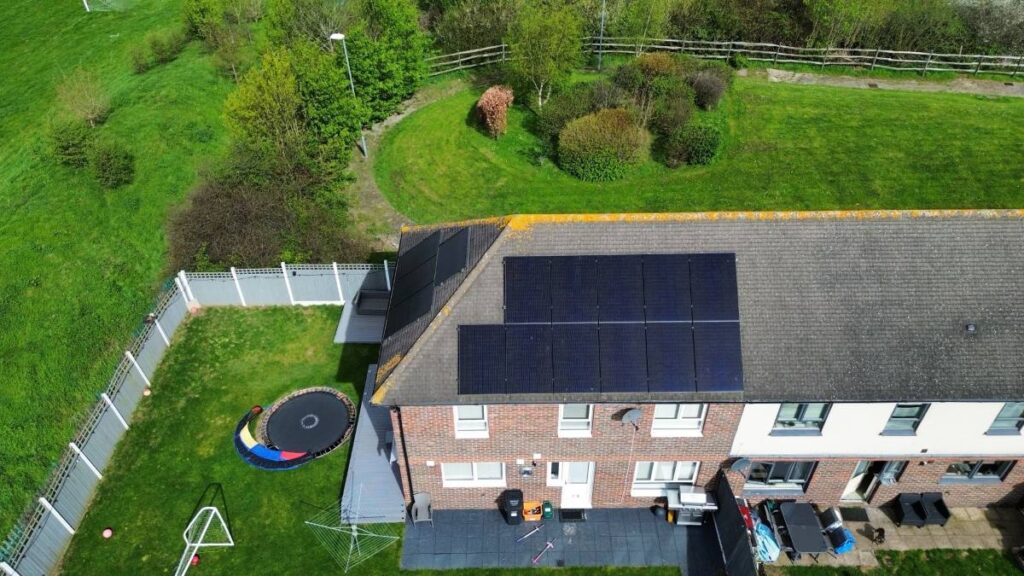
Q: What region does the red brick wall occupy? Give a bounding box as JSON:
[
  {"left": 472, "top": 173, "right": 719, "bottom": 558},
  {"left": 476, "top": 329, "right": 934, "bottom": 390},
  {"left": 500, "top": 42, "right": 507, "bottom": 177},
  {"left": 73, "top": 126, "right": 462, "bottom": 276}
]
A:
[{"left": 391, "top": 403, "right": 743, "bottom": 509}]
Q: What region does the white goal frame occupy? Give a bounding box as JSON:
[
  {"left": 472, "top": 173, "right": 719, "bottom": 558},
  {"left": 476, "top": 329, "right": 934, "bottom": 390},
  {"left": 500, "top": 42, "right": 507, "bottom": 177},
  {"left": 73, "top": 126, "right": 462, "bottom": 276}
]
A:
[{"left": 173, "top": 506, "right": 235, "bottom": 576}]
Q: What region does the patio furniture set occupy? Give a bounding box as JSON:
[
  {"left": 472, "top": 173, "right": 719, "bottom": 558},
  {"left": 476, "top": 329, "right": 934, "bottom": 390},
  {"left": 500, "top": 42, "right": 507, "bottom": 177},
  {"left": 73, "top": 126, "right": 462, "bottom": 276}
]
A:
[{"left": 757, "top": 501, "right": 856, "bottom": 563}]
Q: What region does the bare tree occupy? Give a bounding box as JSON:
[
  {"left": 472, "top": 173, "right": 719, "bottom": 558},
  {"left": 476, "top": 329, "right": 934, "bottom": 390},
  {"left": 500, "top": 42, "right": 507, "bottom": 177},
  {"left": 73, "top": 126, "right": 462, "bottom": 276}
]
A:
[{"left": 56, "top": 69, "right": 110, "bottom": 127}]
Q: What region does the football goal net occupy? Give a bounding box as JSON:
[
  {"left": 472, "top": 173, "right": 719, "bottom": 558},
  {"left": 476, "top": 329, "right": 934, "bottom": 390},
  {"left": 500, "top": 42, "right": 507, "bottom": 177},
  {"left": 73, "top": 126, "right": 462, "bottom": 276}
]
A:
[{"left": 173, "top": 485, "right": 235, "bottom": 576}]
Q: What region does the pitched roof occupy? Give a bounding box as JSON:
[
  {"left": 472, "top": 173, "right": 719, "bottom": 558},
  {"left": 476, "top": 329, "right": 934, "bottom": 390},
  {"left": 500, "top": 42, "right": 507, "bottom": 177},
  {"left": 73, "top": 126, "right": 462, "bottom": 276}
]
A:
[{"left": 372, "top": 210, "right": 1024, "bottom": 406}]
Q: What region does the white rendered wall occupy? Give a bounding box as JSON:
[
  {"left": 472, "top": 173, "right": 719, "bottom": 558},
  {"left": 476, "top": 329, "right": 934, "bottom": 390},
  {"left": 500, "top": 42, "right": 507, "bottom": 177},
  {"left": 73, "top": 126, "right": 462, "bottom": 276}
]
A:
[{"left": 730, "top": 403, "right": 1024, "bottom": 458}]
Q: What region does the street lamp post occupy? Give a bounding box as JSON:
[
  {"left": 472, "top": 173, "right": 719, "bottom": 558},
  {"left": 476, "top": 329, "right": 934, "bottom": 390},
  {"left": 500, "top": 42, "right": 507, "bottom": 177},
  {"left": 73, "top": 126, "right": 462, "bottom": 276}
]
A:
[{"left": 329, "top": 33, "right": 368, "bottom": 159}]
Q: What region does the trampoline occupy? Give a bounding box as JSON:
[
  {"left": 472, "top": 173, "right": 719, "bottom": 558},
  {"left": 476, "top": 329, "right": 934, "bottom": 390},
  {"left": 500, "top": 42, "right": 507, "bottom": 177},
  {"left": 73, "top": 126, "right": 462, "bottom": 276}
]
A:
[{"left": 234, "top": 387, "right": 355, "bottom": 471}]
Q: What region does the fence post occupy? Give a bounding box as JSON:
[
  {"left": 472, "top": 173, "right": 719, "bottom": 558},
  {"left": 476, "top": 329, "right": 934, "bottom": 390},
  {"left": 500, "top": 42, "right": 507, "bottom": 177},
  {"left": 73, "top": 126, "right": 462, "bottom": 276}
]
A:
[
  {"left": 773, "top": 44, "right": 781, "bottom": 65},
  {"left": 332, "top": 262, "right": 344, "bottom": 305},
  {"left": 177, "top": 271, "right": 197, "bottom": 304},
  {"left": 230, "top": 267, "right": 247, "bottom": 307},
  {"left": 1, "top": 561, "right": 22, "bottom": 576},
  {"left": 281, "top": 262, "right": 295, "bottom": 305},
  {"left": 1013, "top": 55, "right": 1023, "bottom": 78},
  {"left": 125, "top": 351, "right": 152, "bottom": 388},
  {"left": 870, "top": 48, "right": 879, "bottom": 70},
  {"left": 151, "top": 314, "right": 170, "bottom": 346},
  {"left": 821, "top": 46, "right": 829, "bottom": 69},
  {"left": 69, "top": 442, "right": 103, "bottom": 480},
  {"left": 974, "top": 56, "right": 983, "bottom": 75},
  {"left": 38, "top": 498, "right": 75, "bottom": 535},
  {"left": 101, "top": 393, "right": 130, "bottom": 430},
  {"left": 383, "top": 260, "right": 392, "bottom": 291},
  {"left": 922, "top": 53, "right": 932, "bottom": 76}
]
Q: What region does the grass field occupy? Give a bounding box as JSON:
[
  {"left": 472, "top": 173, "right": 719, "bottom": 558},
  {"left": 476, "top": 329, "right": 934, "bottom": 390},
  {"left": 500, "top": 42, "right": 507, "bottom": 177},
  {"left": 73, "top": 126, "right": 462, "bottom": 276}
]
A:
[
  {"left": 59, "top": 306, "right": 676, "bottom": 576},
  {"left": 0, "top": 0, "right": 233, "bottom": 534},
  {"left": 375, "top": 77, "right": 1024, "bottom": 223},
  {"left": 777, "top": 549, "right": 1022, "bottom": 575}
]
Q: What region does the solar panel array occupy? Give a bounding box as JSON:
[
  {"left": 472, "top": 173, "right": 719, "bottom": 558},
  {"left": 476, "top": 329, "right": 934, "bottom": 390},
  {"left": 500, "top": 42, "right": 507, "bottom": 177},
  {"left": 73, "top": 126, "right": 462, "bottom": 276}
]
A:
[
  {"left": 384, "top": 229, "right": 470, "bottom": 338},
  {"left": 458, "top": 254, "right": 742, "bottom": 396}
]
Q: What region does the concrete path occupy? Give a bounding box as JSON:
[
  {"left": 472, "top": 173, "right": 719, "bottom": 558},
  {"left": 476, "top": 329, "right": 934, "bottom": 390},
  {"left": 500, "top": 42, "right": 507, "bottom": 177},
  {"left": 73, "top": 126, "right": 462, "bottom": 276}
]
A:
[{"left": 751, "top": 67, "right": 1024, "bottom": 98}]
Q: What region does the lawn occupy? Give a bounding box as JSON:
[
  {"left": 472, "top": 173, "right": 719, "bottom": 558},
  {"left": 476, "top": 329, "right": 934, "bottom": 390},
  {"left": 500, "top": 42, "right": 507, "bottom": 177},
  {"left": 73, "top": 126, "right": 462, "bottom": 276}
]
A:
[
  {"left": 0, "top": 0, "right": 233, "bottom": 533},
  {"left": 777, "top": 549, "right": 1022, "bottom": 575},
  {"left": 59, "top": 306, "right": 676, "bottom": 576},
  {"left": 375, "top": 77, "right": 1024, "bottom": 223}
]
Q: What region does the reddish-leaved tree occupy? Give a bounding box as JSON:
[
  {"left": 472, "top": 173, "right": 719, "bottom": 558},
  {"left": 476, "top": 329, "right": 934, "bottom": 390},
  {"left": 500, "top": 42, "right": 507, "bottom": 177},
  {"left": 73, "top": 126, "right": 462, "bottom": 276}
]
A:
[{"left": 476, "top": 85, "right": 514, "bottom": 138}]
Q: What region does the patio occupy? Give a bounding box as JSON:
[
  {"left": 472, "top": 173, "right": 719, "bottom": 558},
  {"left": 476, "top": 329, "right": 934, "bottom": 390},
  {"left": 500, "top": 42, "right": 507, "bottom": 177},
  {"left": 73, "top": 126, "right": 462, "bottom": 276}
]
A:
[
  {"left": 775, "top": 506, "right": 1024, "bottom": 569},
  {"left": 401, "top": 507, "right": 726, "bottom": 573}
]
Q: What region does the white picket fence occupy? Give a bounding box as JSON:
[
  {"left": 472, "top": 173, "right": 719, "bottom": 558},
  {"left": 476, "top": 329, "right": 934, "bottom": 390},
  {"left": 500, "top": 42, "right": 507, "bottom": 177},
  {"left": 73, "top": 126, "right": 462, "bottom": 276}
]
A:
[{"left": 0, "top": 263, "right": 382, "bottom": 576}]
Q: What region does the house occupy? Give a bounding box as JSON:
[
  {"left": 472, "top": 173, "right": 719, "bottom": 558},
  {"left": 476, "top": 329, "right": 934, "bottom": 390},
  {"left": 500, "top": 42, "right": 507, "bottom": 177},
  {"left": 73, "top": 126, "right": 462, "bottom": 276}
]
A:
[{"left": 370, "top": 211, "right": 1024, "bottom": 514}]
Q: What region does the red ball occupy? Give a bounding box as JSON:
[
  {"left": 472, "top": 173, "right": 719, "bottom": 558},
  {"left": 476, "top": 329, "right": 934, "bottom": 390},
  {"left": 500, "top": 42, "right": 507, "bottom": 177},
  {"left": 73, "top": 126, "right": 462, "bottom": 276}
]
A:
[{"left": 191, "top": 554, "right": 201, "bottom": 566}]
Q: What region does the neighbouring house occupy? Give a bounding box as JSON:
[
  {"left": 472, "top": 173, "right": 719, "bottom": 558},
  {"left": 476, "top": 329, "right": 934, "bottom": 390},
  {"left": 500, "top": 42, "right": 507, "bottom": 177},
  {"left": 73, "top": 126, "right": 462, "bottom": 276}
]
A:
[{"left": 369, "top": 211, "right": 1024, "bottom": 515}]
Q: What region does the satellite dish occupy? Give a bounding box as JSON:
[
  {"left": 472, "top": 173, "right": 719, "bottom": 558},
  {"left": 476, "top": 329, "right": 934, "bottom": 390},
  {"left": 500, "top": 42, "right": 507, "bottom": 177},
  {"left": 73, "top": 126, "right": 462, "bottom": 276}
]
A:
[
  {"left": 622, "top": 408, "right": 642, "bottom": 429},
  {"left": 730, "top": 458, "right": 751, "bottom": 473}
]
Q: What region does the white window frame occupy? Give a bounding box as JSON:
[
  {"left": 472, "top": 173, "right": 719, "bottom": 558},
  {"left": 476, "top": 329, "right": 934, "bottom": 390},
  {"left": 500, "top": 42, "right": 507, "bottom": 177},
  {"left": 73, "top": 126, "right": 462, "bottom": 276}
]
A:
[
  {"left": 440, "top": 462, "right": 506, "bottom": 488},
  {"left": 631, "top": 461, "right": 700, "bottom": 496},
  {"left": 452, "top": 405, "right": 489, "bottom": 439},
  {"left": 651, "top": 403, "right": 706, "bottom": 437},
  {"left": 558, "top": 404, "right": 593, "bottom": 438}
]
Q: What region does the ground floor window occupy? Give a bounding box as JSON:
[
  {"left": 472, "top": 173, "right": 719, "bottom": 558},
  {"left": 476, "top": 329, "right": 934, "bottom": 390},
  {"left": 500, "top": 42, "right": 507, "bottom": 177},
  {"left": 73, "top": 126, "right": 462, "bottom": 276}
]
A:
[
  {"left": 441, "top": 461, "right": 506, "bottom": 487},
  {"left": 632, "top": 461, "right": 699, "bottom": 494},
  {"left": 941, "top": 460, "right": 1014, "bottom": 484},
  {"left": 745, "top": 460, "right": 816, "bottom": 493}
]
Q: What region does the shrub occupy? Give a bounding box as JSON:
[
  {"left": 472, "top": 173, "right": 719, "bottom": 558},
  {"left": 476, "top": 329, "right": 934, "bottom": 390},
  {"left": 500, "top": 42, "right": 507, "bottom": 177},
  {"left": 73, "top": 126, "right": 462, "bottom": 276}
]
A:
[
  {"left": 49, "top": 120, "right": 93, "bottom": 167},
  {"left": 649, "top": 85, "right": 694, "bottom": 137},
  {"left": 614, "top": 52, "right": 687, "bottom": 127},
  {"left": 691, "top": 70, "right": 727, "bottom": 110},
  {"left": 534, "top": 83, "right": 597, "bottom": 145},
  {"left": 89, "top": 142, "right": 135, "bottom": 188},
  {"left": 476, "top": 85, "right": 514, "bottom": 138},
  {"left": 147, "top": 28, "right": 189, "bottom": 64},
  {"left": 129, "top": 43, "right": 152, "bottom": 74},
  {"left": 56, "top": 69, "right": 110, "bottom": 128},
  {"left": 662, "top": 123, "right": 721, "bottom": 167},
  {"left": 558, "top": 108, "right": 649, "bottom": 181},
  {"left": 728, "top": 53, "right": 749, "bottom": 69},
  {"left": 183, "top": 0, "right": 224, "bottom": 40}
]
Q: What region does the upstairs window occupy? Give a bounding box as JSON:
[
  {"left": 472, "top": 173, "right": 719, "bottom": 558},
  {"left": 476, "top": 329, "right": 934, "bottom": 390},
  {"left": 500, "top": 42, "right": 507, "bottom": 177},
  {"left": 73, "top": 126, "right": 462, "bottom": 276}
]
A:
[
  {"left": 651, "top": 403, "right": 705, "bottom": 436},
  {"left": 745, "top": 461, "right": 817, "bottom": 493},
  {"left": 558, "top": 404, "right": 592, "bottom": 437},
  {"left": 942, "top": 461, "right": 1014, "bottom": 484},
  {"left": 772, "top": 403, "right": 830, "bottom": 435},
  {"left": 988, "top": 403, "right": 1024, "bottom": 435},
  {"left": 453, "top": 405, "right": 488, "bottom": 438},
  {"left": 882, "top": 403, "right": 929, "bottom": 436}
]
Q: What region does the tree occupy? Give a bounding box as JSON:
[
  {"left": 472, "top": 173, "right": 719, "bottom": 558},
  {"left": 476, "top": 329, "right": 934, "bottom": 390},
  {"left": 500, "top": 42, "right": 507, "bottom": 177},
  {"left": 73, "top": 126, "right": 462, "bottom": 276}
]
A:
[
  {"left": 504, "top": 2, "right": 583, "bottom": 109},
  {"left": 266, "top": 0, "right": 358, "bottom": 49},
  {"left": 607, "top": 0, "right": 673, "bottom": 54},
  {"left": 224, "top": 48, "right": 306, "bottom": 169},
  {"left": 56, "top": 69, "right": 110, "bottom": 128}
]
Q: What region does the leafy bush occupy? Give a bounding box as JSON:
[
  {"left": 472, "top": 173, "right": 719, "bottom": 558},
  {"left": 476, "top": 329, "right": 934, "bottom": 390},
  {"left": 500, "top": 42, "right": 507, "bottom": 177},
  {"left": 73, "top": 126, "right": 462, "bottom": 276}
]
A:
[
  {"left": 558, "top": 108, "right": 649, "bottom": 181},
  {"left": 661, "top": 123, "right": 721, "bottom": 168},
  {"left": 476, "top": 85, "right": 515, "bottom": 138},
  {"left": 690, "top": 70, "right": 727, "bottom": 110},
  {"left": 434, "top": 0, "right": 520, "bottom": 52},
  {"left": 614, "top": 52, "right": 687, "bottom": 127},
  {"left": 147, "top": 28, "right": 189, "bottom": 64},
  {"left": 89, "top": 142, "right": 135, "bottom": 188},
  {"left": 534, "top": 82, "right": 597, "bottom": 145},
  {"left": 649, "top": 84, "right": 694, "bottom": 137},
  {"left": 56, "top": 69, "right": 110, "bottom": 128},
  {"left": 183, "top": 0, "right": 224, "bottom": 40},
  {"left": 129, "top": 44, "right": 152, "bottom": 74},
  {"left": 728, "top": 53, "right": 749, "bottom": 69},
  {"left": 49, "top": 120, "right": 93, "bottom": 167}
]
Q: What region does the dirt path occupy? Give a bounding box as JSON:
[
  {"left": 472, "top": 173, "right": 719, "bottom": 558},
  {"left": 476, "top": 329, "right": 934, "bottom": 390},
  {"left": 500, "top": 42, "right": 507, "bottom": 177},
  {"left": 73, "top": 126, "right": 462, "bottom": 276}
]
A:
[
  {"left": 749, "top": 67, "right": 1024, "bottom": 98},
  {"left": 347, "top": 78, "right": 470, "bottom": 249}
]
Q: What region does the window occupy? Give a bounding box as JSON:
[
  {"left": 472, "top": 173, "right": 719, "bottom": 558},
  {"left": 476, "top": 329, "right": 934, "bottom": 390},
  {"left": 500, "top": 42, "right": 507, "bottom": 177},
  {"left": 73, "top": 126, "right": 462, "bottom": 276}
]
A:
[
  {"left": 632, "top": 461, "right": 700, "bottom": 494},
  {"left": 772, "top": 403, "right": 830, "bottom": 435},
  {"left": 651, "top": 403, "right": 706, "bottom": 437},
  {"left": 942, "top": 461, "right": 1014, "bottom": 484},
  {"left": 878, "top": 461, "right": 908, "bottom": 485},
  {"left": 453, "top": 405, "right": 488, "bottom": 438},
  {"left": 441, "top": 462, "right": 506, "bottom": 487},
  {"left": 745, "top": 461, "right": 817, "bottom": 493},
  {"left": 988, "top": 403, "right": 1024, "bottom": 435},
  {"left": 882, "top": 403, "right": 929, "bottom": 436},
  {"left": 558, "top": 404, "right": 592, "bottom": 437}
]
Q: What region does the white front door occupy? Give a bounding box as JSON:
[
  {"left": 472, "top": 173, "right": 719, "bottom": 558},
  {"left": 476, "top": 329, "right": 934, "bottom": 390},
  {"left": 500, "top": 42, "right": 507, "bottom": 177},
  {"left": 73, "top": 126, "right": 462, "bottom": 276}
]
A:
[{"left": 560, "top": 461, "right": 595, "bottom": 509}]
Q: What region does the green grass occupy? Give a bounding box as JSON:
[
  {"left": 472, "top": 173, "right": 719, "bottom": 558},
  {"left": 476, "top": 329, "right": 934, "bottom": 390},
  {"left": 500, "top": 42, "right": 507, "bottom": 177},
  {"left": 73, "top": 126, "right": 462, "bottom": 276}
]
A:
[
  {"left": 779, "top": 549, "right": 1022, "bottom": 575},
  {"left": 375, "top": 78, "right": 1024, "bottom": 223},
  {"left": 59, "top": 306, "right": 676, "bottom": 576},
  {"left": 0, "top": 0, "right": 233, "bottom": 533}
]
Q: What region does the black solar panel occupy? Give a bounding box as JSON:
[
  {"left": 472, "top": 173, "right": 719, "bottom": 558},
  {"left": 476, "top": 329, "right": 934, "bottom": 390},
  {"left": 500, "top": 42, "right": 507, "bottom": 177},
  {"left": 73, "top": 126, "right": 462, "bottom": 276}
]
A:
[
  {"left": 643, "top": 255, "right": 691, "bottom": 322},
  {"left": 690, "top": 253, "right": 739, "bottom": 321},
  {"left": 552, "top": 324, "right": 600, "bottom": 393},
  {"left": 458, "top": 325, "right": 507, "bottom": 395},
  {"left": 550, "top": 256, "right": 598, "bottom": 322},
  {"left": 383, "top": 284, "right": 434, "bottom": 338},
  {"left": 506, "top": 325, "right": 553, "bottom": 393},
  {"left": 645, "top": 323, "right": 696, "bottom": 392},
  {"left": 599, "top": 323, "right": 648, "bottom": 392},
  {"left": 693, "top": 322, "right": 743, "bottom": 392},
  {"left": 597, "top": 255, "right": 644, "bottom": 321},
  {"left": 435, "top": 228, "right": 469, "bottom": 284},
  {"left": 390, "top": 255, "right": 436, "bottom": 306},
  {"left": 394, "top": 232, "right": 440, "bottom": 280},
  {"left": 504, "top": 257, "right": 551, "bottom": 323}
]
